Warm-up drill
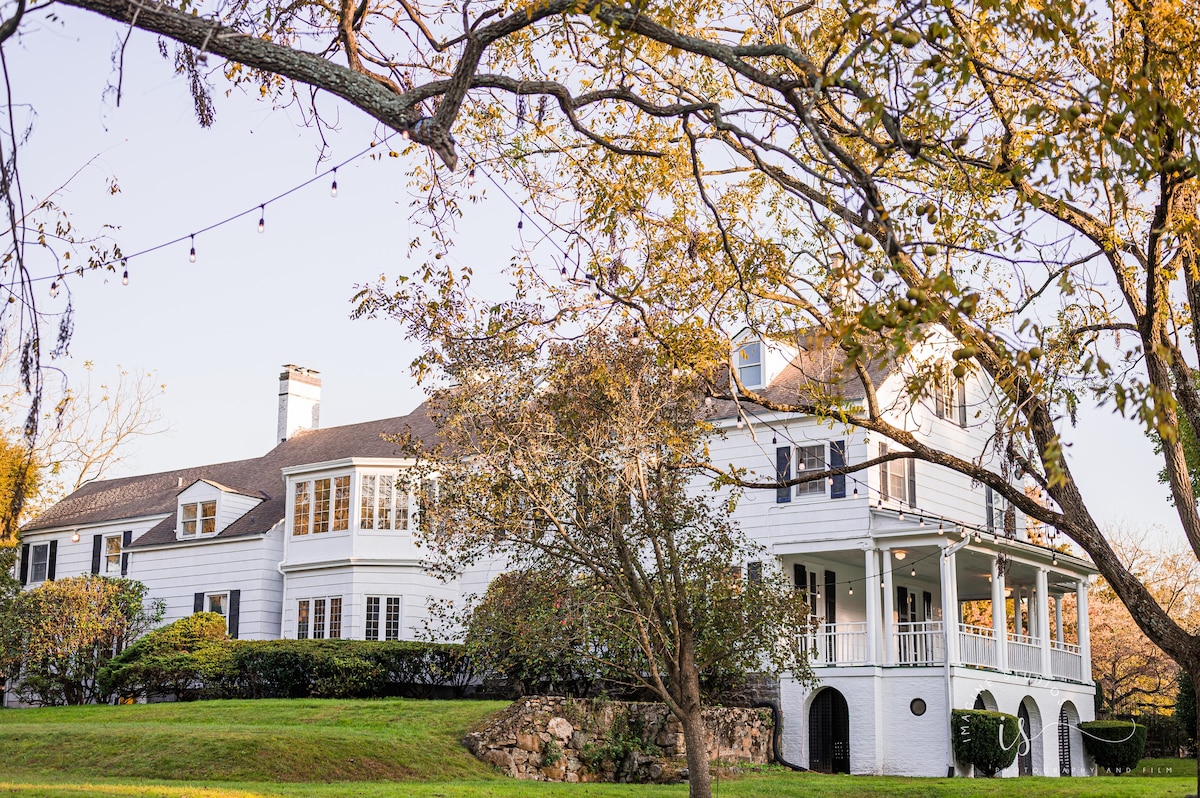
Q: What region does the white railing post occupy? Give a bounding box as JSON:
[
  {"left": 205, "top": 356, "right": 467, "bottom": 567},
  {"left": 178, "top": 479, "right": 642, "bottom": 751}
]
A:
[
  {"left": 991, "top": 555, "right": 1008, "bottom": 672},
  {"left": 883, "top": 547, "right": 896, "bottom": 666},
  {"left": 1037, "top": 568, "right": 1052, "bottom": 678}
]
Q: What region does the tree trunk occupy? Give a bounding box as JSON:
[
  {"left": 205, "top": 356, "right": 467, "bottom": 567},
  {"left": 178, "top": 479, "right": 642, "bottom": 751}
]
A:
[
  {"left": 680, "top": 705, "right": 713, "bottom": 798},
  {"left": 1193, "top": 664, "right": 1200, "bottom": 798}
]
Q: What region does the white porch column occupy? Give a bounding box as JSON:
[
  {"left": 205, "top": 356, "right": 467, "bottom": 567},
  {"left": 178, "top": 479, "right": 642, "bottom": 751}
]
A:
[
  {"left": 883, "top": 547, "right": 896, "bottom": 665},
  {"left": 941, "top": 544, "right": 960, "bottom": 665},
  {"left": 1013, "top": 588, "right": 1023, "bottom": 637},
  {"left": 1055, "top": 594, "right": 1064, "bottom": 644},
  {"left": 864, "top": 547, "right": 880, "bottom": 665},
  {"left": 991, "top": 556, "right": 1008, "bottom": 671},
  {"left": 1037, "top": 568, "right": 1052, "bottom": 677},
  {"left": 1076, "top": 579, "right": 1091, "bottom": 683}
]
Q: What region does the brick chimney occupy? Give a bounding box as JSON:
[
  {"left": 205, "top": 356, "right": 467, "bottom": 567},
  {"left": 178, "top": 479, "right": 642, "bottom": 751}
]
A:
[{"left": 278, "top": 365, "right": 321, "bottom": 442}]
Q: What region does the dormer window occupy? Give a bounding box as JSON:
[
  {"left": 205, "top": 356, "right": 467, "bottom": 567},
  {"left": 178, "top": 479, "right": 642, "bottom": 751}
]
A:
[
  {"left": 736, "top": 340, "right": 763, "bottom": 388},
  {"left": 181, "top": 501, "right": 217, "bottom": 536}
]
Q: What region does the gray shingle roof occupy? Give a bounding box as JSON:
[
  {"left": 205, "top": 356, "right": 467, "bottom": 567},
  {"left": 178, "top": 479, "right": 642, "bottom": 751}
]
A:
[{"left": 22, "top": 404, "right": 437, "bottom": 547}]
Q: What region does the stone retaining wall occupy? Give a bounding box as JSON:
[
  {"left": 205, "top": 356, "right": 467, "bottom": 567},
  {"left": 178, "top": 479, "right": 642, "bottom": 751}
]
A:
[{"left": 465, "top": 696, "right": 774, "bottom": 783}]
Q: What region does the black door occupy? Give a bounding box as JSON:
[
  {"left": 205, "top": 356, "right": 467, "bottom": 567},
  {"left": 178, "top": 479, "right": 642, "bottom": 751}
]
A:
[
  {"left": 1058, "top": 706, "right": 1072, "bottom": 776},
  {"left": 809, "top": 688, "right": 851, "bottom": 774},
  {"left": 1018, "top": 703, "right": 1033, "bottom": 776}
]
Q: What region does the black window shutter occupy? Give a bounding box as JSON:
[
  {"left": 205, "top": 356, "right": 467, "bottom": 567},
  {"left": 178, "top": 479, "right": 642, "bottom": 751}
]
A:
[
  {"left": 824, "top": 570, "right": 836, "bottom": 623},
  {"left": 91, "top": 535, "right": 103, "bottom": 575},
  {"left": 829, "top": 440, "right": 846, "bottom": 498},
  {"left": 794, "top": 563, "right": 807, "bottom": 593},
  {"left": 957, "top": 381, "right": 968, "bottom": 426},
  {"left": 776, "top": 447, "right": 792, "bottom": 503},
  {"left": 228, "top": 590, "right": 241, "bottom": 639},
  {"left": 897, "top": 585, "right": 909, "bottom": 623},
  {"left": 121, "top": 530, "right": 132, "bottom": 577},
  {"left": 907, "top": 458, "right": 917, "bottom": 506},
  {"left": 46, "top": 541, "right": 57, "bottom": 581},
  {"left": 19, "top": 543, "right": 29, "bottom": 585},
  {"left": 194, "top": 592, "right": 205, "bottom": 613}
]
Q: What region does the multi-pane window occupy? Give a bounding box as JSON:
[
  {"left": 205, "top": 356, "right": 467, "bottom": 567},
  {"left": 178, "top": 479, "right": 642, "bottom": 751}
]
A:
[
  {"left": 297, "top": 599, "right": 310, "bottom": 639},
  {"left": 795, "top": 445, "right": 826, "bottom": 497},
  {"left": 365, "top": 596, "right": 401, "bottom": 641},
  {"left": 29, "top": 543, "right": 49, "bottom": 583},
  {"left": 365, "top": 596, "right": 380, "bottom": 641},
  {"left": 934, "top": 367, "right": 968, "bottom": 426},
  {"left": 313, "top": 599, "right": 326, "bottom": 639},
  {"left": 360, "top": 474, "right": 410, "bottom": 531},
  {"left": 181, "top": 501, "right": 217, "bottom": 536},
  {"left": 329, "top": 598, "right": 342, "bottom": 639},
  {"left": 104, "top": 534, "right": 122, "bottom": 574},
  {"left": 879, "top": 443, "right": 916, "bottom": 505},
  {"left": 294, "top": 482, "right": 311, "bottom": 536},
  {"left": 207, "top": 593, "right": 228, "bottom": 617},
  {"left": 294, "top": 476, "right": 351, "bottom": 536},
  {"left": 736, "top": 340, "right": 762, "bottom": 387},
  {"left": 385, "top": 597, "right": 401, "bottom": 640}
]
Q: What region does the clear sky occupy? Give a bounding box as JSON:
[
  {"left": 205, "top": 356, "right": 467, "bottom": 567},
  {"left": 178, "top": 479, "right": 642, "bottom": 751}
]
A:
[{"left": 5, "top": 7, "right": 1183, "bottom": 539}]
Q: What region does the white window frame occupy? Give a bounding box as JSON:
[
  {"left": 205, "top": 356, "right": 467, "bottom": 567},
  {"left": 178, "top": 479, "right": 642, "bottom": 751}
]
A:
[
  {"left": 879, "top": 443, "right": 915, "bottom": 504},
  {"left": 181, "top": 500, "right": 217, "bottom": 536},
  {"left": 359, "top": 472, "right": 411, "bottom": 532},
  {"left": 103, "top": 534, "right": 123, "bottom": 575},
  {"left": 364, "top": 595, "right": 402, "bottom": 641},
  {"left": 292, "top": 475, "right": 351, "bottom": 536},
  {"left": 794, "top": 444, "right": 826, "bottom": 498},
  {"left": 295, "top": 596, "right": 342, "bottom": 640},
  {"left": 28, "top": 542, "right": 50, "bottom": 583},
  {"left": 735, "top": 340, "right": 763, "bottom": 388},
  {"left": 206, "top": 592, "right": 229, "bottom": 623}
]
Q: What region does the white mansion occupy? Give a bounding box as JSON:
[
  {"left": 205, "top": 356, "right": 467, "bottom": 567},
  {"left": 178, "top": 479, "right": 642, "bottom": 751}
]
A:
[{"left": 13, "top": 349, "right": 1097, "bottom": 778}]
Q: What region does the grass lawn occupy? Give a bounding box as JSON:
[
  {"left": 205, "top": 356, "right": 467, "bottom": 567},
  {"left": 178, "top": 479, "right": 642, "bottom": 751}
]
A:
[{"left": 0, "top": 699, "right": 1195, "bottom": 797}]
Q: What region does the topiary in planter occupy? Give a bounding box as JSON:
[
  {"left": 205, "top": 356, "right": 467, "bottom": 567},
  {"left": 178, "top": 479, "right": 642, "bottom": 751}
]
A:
[
  {"left": 1079, "top": 720, "right": 1147, "bottom": 774},
  {"left": 952, "top": 709, "right": 1020, "bottom": 777}
]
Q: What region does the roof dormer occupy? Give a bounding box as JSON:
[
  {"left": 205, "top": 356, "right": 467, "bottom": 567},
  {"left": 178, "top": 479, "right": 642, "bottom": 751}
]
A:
[
  {"left": 732, "top": 329, "right": 799, "bottom": 390},
  {"left": 176, "top": 479, "right": 266, "bottom": 540}
]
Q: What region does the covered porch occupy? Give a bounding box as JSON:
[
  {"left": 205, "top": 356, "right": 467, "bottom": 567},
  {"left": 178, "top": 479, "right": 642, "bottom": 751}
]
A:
[{"left": 790, "top": 533, "right": 1092, "bottom": 684}]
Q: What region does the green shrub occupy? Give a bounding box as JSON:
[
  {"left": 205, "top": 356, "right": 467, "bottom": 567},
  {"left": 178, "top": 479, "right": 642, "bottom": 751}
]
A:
[
  {"left": 1080, "top": 720, "right": 1148, "bottom": 774},
  {"left": 100, "top": 613, "right": 234, "bottom": 701},
  {"left": 951, "top": 709, "right": 1020, "bottom": 777}
]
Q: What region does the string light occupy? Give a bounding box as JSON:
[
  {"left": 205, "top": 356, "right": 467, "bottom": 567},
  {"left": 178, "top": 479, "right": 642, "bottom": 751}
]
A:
[
  {"left": 938, "top": 522, "right": 944, "bottom": 535},
  {"left": 189, "top": 235, "right": 197, "bottom": 263},
  {"left": 737, "top": 418, "right": 744, "bottom": 430},
  {"left": 48, "top": 279, "right": 59, "bottom": 298},
  {"left": 122, "top": 266, "right": 129, "bottom": 286},
  {"left": 853, "top": 486, "right": 859, "bottom": 498},
  {"left": 919, "top": 517, "right": 925, "bottom": 528},
  {"left": 258, "top": 205, "right": 265, "bottom": 233},
  {"left": 467, "top": 166, "right": 477, "bottom": 187},
  {"left": 518, "top": 213, "right": 524, "bottom": 230},
  {"left": 330, "top": 169, "right": 339, "bottom": 198},
  {"left": 911, "top": 567, "right": 916, "bottom": 577},
  {"left": 848, "top": 585, "right": 854, "bottom": 595}
]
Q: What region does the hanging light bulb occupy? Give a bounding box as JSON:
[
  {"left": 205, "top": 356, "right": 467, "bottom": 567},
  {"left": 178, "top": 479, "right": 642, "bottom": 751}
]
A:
[
  {"left": 518, "top": 214, "right": 524, "bottom": 230},
  {"left": 919, "top": 517, "right": 925, "bottom": 528},
  {"left": 672, "top": 367, "right": 681, "bottom": 378},
  {"left": 467, "top": 167, "right": 477, "bottom": 187},
  {"left": 911, "top": 567, "right": 916, "bottom": 577},
  {"left": 49, "top": 280, "right": 59, "bottom": 298},
  {"left": 330, "top": 169, "right": 339, "bottom": 197},
  {"left": 561, "top": 265, "right": 567, "bottom": 276},
  {"left": 898, "top": 510, "right": 905, "bottom": 521},
  {"left": 881, "top": 580, "right": 886, "bottom": 589},
  {"left": 71, "top": 530, "right": 80, "bottom": 543},
  {"left": 1052, "top": 553, "right": 1058, "bottom": 566},
  {"left": 189, "top": 235, "right": 197, "bottom": 263},
  {"left": 973, "top": 531, "right": 982, "bottom": 543},
  {"left": 122, "top": 268, "right": 129, "bottom": 286},
  {"left": 772, "top": 434, "right": 777, "bottom": 445},
  {"left": 849, "top": 585, "right": 854, "bottom": 596},
  {"left": 938, "top": 522, "right": 944, "bottom": 536},
  {"left": 853, "top": 485, "right": 859, "bottom": 498},
  {"left": 631, "top": 334, "right": 640, "bottom": 346},
  {"left": 258, "top": 205, "right": 265, "bottom": 233},
  {"left": 736, "top": 418, "right": 744, "bottom": 430}
]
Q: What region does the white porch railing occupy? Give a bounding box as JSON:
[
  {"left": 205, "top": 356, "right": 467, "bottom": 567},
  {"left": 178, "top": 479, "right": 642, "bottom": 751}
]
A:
[
  {"left": 1008, "top": 633, "right": 1042, "bottom": 675},
  {"left": 1051, "top": 640, "right": 1084, "bottom": 682},
  {"left": 958, "top": 624, "right": 997, "bottom": 669},
  {"left": 894, "top": 621, "right": 945, "bottom": 665},
  {"left": 807, "top": 621, "right": 870, "bottom": 666}
]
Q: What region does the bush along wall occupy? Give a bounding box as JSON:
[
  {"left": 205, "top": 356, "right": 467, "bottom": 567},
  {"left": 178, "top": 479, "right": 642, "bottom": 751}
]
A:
[
  {"left": 951, "top": 709, "right": 1020, "bottom": 777},
  {"left": 1079, "top": 720, "right": 1148, "bottom": 774},
  {"left": 100, "top": 619, "right": 474, "bottom": 702}
]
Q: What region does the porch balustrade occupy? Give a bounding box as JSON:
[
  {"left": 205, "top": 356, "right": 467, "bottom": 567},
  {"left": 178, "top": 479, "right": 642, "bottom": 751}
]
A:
[
  {"left": 1050, "top": 640, "right": 1084, "bottom": 682},
  {"left": 806, "top": 620, "right": 1086, "bottom": 684}
]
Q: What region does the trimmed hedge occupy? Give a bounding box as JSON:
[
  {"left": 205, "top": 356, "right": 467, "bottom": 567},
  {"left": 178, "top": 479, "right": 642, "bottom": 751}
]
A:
[
  {"left": 1079, "top": 720, "right": 1147, "bottom": 774},
  {"left": 951, "top": 709, "right": 1020, "bottom": 777},
  {"left": 101, "top": 624, "right": 474, "bottom": 702}
]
